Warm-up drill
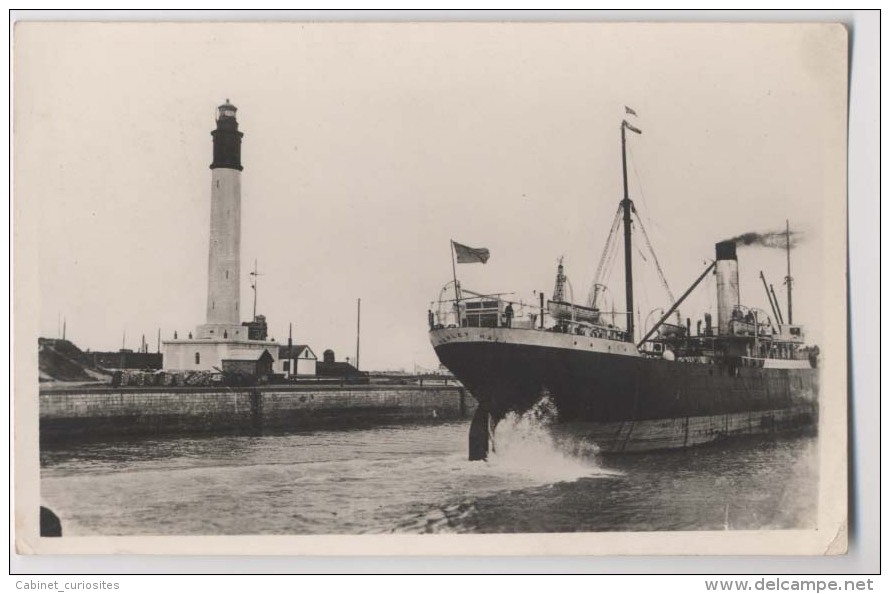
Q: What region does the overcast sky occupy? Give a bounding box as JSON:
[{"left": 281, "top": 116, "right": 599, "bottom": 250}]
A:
[{"left": 17, "top": 23, "right": 847, "bottom": 370}]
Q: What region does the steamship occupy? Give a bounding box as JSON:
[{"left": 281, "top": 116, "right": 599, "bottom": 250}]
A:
[{"left": 429, "top": 119, "right": 819, "bottom": 460}]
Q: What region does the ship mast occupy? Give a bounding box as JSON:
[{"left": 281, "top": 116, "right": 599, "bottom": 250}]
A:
[
  {"left": 621, "top": 119, "right": 642, "bottom": 342},
  {"left": 553, "top": 257, "right": 566, "bottom": 302}
]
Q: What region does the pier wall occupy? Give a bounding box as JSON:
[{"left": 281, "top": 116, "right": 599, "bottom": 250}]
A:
[{"left": 39, "top": 385, "right": 474, "bottom": 442}]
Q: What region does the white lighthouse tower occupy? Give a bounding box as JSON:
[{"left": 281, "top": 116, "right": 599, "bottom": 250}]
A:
[
  {"left": 198, "top": 100, "right": 243, "bottom": 339},
  {"left": 162, "top": 101, "right": 277, "bottom": 373}
]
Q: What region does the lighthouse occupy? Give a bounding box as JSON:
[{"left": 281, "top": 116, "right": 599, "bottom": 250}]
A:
[
  {"left": 162, "top": 101, "right": 278, "bottom": 373},
  {"left": 197, "top": 100, "right": 243, "bottom": 339}
]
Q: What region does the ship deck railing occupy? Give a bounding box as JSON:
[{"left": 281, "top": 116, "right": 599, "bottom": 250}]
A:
[
  {"left": 430, "top": 304, "right": 629, "bottom": 340},
  {"left": 430, "top": 317, "right": 630, "bottom": 343},
  {"left": 431, "top": 292, "right": 634, "bottom": 341}
]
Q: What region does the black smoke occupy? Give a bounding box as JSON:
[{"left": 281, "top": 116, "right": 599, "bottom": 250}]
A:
[{"left": 724, "top": 229, "right": 803, "bottom": 250}]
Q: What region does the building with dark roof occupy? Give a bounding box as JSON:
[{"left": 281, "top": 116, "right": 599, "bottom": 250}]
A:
[
  {"left": 90, "top": 350, "right": 163, "bottom": 371},
  {"left": 277, "top": 344, "right": 317, "bottom": 378},
  {"left": 316, "top": 349, "right": 367, "bottom": 380},
  {"left": 221, "top": 349, "right": 275, "bottom": 379}
]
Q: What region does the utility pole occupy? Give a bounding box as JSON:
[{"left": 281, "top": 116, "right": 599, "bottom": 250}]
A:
[
  {"left": 785, "top": 219, "right": 793, "bottom": 324},
  {"left": 249, "top": 259, "right": 262, "bottom": 321},
  {"left": 355, "top": 298, "right": 361, "bottom": 371}
]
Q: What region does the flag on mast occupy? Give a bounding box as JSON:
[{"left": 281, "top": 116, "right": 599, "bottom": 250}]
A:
[
  {"left": 625, "top": 105, "right": 638, "bottom": 116},
  {"left": 452, "top": 241, "right": 490, "bottom": 264}
]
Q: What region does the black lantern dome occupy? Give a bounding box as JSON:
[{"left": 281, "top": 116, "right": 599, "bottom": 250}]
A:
[{"left": 210, "top": 99, "right": 243, "bottom": 171}]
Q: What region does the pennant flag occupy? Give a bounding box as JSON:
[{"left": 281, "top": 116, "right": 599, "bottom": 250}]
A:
[
  {"left": 625, "top": 105, "right": 638, "bottom": 116},
  {"left": 452, "top": 241, "right": 490, "bottom": 264}
]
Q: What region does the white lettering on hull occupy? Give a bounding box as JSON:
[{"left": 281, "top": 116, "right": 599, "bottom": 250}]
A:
[{"left": 430, "top": 327, "right": 642, "bottom": 358}]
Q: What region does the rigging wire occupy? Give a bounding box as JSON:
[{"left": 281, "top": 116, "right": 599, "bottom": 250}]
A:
[
  {"left": 638, "top": 256, "right": 652, "bottom": 323},
  {"left": 592, "top": 205, "right": 623, "bottom": 284},
  {"left": 587, "top": 205, "right": 623, "bottom": 305},
  {"left": 598, "top": 217, "right": 622, "bottom": 292},
  {"left": 588, "top": 142, "right": 676, "bottom": 320},
  {"left": 633, "top": 204, "right": 676, "bottom": 307},
  {"left": 627, "top": 141, "right": 660, "bottom": 233},
  {"left": 598, "top": 220, "right": 623, "bottom": 304},
  {"left": 628, "top": 139, "right": 680, "bottom": 323}
]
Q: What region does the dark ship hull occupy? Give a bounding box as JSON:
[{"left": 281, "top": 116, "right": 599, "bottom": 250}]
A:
[{"left": 432, "top": 327, "right": 818, "bottom": 453}]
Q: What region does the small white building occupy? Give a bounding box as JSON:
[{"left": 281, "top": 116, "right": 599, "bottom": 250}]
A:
[
  {"left": 277, "top": 344, "right": 317, "bottom": 378},
  {"left": 163, "top": 337, "right": 278, "bottom": 372}
]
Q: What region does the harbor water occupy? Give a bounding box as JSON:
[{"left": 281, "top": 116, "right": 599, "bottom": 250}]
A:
[{"left": 40, "top": 406, "right": 818, "bottom": 535}]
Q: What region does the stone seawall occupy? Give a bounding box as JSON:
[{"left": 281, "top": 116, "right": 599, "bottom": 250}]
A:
[{"left": 39, "top": 385, "right": 474, "bottom": 442}]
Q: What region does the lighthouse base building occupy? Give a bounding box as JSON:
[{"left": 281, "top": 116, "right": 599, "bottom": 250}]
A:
[
  {"left": 163, "top": 336, "right": 277, "bottom": 374},
  {"left": 163, "top": 314, "right": 278, "bottom": 373},
  {"left": 162, "top": 101, "right": 278, "bottom": 376}
]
